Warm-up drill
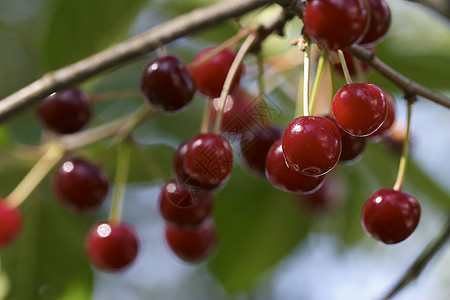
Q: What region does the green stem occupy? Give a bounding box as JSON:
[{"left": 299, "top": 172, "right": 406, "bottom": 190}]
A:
[
  {"left": 108, "top": 145, "right": 130, "bottom": 224},
  {"left": 393, "top": 101, "right": 413, "bottom": 191},
  {"left": 201, "top": 99, "right": 213, "bottom": 133},
  {"left": 113, "top": 103, "right": 154, "bottom": 147},
  {"left": 303, "top": 38, "right": 311, "bottom": 117},
  {"left": 309, "top": 50, "right": 327, "bottom": 115},
  {"left": 338, "top": 50, "right": 353, "bottom": 85}
]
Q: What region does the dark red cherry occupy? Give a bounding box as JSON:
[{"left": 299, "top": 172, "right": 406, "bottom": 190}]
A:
[
  {"left": 333, "top": 46, "right": 375, "bottom": 78},
  {"left": 0, "top": 200, "right": 22, "bottom": 248},
  {"left": 266, "top": 140, "right": 325, "bottom": 194},
  {"left": 183, "top": 133, "right": 233, "bottom": 187},
  {"left": 173, "top": 142, "right": 220, "bottom": 192},
  {"left": 332, "top": 83, "right": 387, "bottom": 137},
  {"left": 282, "top": 116, "right": 341, "bottom": 176},
  {"left": 189, "top": 48, "right": 243, "bottom": 98},
  {"left": 164, "top": 220, "right": 217, "bottom": 262},
  {"left": 303, "top": 0, "right": 369, "bottom": 50},
  {"left": 360, "top": 0, "right": 391, "bottom": 45},
  {"left": 240, "top": 125, "right": 283, "bottom": 177},
  {"left": 369, "top": 90, "right": 395, "bottom": 138},
  {"left": 324, "top": 115, "right": 366, "bottom": 163},
  {"left": 141, "top": 55, "right": 195, "bottom": 113},
  {"left": 37, "top": 87, "right": 91, "bottom": 134},
  {"left": 52, "top": 157, "right": 109, "bottom": 213},
  {"left": 361, "top": 188, "right": 420, "bottom": 244},
  {"left": 158, "top": 178, "right": 213, "bottom": 228},
  {"left": 85, "top": 222, "right": 139, "bottom": 272}
]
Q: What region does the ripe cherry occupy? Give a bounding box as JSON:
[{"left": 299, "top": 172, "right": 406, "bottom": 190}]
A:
[
  {"left": 361, "top": 188, "right": 421, "bottom": 244},
  {"left": 303, "top": 0, "right": 369, "bottom": 50},
  {"left": 369, "top": 90, "right": 395, "bottom": 138},
  {"left": 52, "top": 157, "right": 109, "bottom": 213},
  {"left": 164, "top": 220, "right": 217, "bottom": 262},
  {"left": 158, "top": 178, "right": 213, "bottom": 228},
  {"left": 266, "top": 140, "right": 325, "bottom": 194},
  {"left": 37, "top": 88, "right": 91, "bottom": 134},
  {"left": 85, "top": 222, "right": 139, "bottom": 272},
  {"left": 332, "top": 83, "right": 387, "bottom": 137},
  {"left": 359, "top": 0, "right": 391, "bottom": 45},
  {"left": 282, "top": 116, "right": 341, "bottom": 176},
  {"left": 240, "top": 124, "right": 283, "bottom": 177},
  {"left": 189, "top": 48, "right": 243, "bottom": 98},
  {"left": 0, "top": 200, "right": 22, "bottom": 248},
  {"left": 141, "top": 55, "right": 195, "bottom": 113},
  {"left": 183, "top": 133, "right": 233, "bottom": 187}
]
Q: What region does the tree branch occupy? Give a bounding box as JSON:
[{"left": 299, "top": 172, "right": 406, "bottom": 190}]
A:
[{"left": 0, "top": 0, "right": 290, "bottom": 124}]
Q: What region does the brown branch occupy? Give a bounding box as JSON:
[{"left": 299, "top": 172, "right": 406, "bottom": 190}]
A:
[{"left": 0, "top": 0, "right": 291, "bottom": 124}]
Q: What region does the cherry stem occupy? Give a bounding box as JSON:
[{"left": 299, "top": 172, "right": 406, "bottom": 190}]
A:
[
  {"left": 213, "top": 32, "right": 257, "bottom": 134},
  {"left": 89, "top": 88, "right": 141, "bottom": 103},
  {"left": 112, "top": 103, "right": 154, "bottom": 147},
  {"left": 257, "top": 50, "right": 265, "bottom": 97},
  {"left": 108, "top": 145, "right": 130, "bottom": 224},
  {"left": 200, "top": 99, "right": 213, "bottom": 133},
  {"left": 294, "top": 37, "right": 310, "bottom": 118},
  {"left": 309, "top": 50, "right": 327, "bottom": 115},
  {"left": 5, "top": 142, "right": 65, "bottom": 208},
  {"left": 393, "top": 100, "right": 413, "bottom": 191},
  {"left": 337, "top": 50, "right": 353, "bottom": 85}
]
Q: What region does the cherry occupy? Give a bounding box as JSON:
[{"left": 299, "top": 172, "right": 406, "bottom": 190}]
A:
[
  {"left": 303, "top": 0, "right": 369, "bottom": 50},
  {"left": 282, "top": 116, "right": 341, "bottom": 176},
  {"left": 140, "top": 55, "right": 195, "bottom": 113},
  {"left": 189, "top": 48, "right": 243, "bottom": 98},
  {"left": 85, "top": 222, "right": 139, "bottom": 272},
  {"left": 173, "top": 141, "right": 221, "bottom": 192},
  {"left": 369, "top": 90, "right": 395, "bottom": 138},
  {"left": 359, "top": 0, "right": 391, "bottom": 45},
  {"left": 52, "top": 157, "right": 109, "bottom": 213},
  {"left": 266, "top": 140, "right": 325, "bottom": 194},
  {"left": 332, "top": 83, "right": 387, "bottom": 137},
  {"left": 37, "top": 87, "right": 91, "bottom": 134},
  {"left": 240, "top": 124, "right": 283, "bottom": 177},
  {"left": 158, "top": 178, "right": 213, "bottom": 228},
  {"left": 324, "top": 115, "right": 366, "bottom": 163},
  {"left": 0, "top": 200, "right": 22, "bottom": 248},
  {"left": 183, "top": 133, "right": 233, "bottom": 187},
  {"left": 361, "top": 188, "right": 420, "bottom": 244},
  {"left": 164, "top": 220, "right": 217, "bottom": 262}
]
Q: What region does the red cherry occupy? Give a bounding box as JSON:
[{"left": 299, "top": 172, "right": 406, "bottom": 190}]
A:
[
  {"left": 361, "top": 189, "right": 421, "bottom": 244},
  {"left": 37, "top": 88, "right": 91, "bottom": 134},
  {"left": 0, "top": 200, "right": 22, "bottom": 248},
  {"left": 158, "top": 178, "right": 213, "bottom": 228},
  {"left": 360, "top": 0, "right": 391, "bottom": 45},
  {"left": 141, "top": 55, "right": 195, "bottom": 113},
  {"left": 266, "top": 140, "right": 325, "bottom": 194},
  {"left": 332, "top": 83, "right": 387, "bottom": 137},
  {"left": 85, "top": 222, "right": 139, "bottom": 272},
  {"left": 240, "top": 125, "right": 283, "bottom": 177},
  {"left": 52, "top": 157, "right": 109, "bottom": 213},
  {"left": 183, "top": 133, "right": 233, "bottom": 187},
  {"left": 303, "top": 0, "right": 369, "bottom": 50},
  {"left": 189, "top": 48, "right": 243, "bottom": 98},
  {"left": 282, "top": 116, "right": 341, "bottom": 176},
  {"left": 164, "top": 220, "right": 217, "bottom": 262},
  {"left": 369, "top": 90, "right": 396, "bottom": 138}
]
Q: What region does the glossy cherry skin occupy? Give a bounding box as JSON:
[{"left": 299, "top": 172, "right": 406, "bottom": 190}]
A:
[
  {"left": 240, "top": 125, "right": 283, "bottom": 177},
  {"left": 37, "top": 88, "right": 91, "bottom": 134},
  {"left": 52, "top": 157, "right": 109, "bottom": 213},
  {"left": 359, "top": 0, "right": 391, "bottom": 45},
  {"left": 282, "top": 116, "right": 342, "bottom": 176},
  {"left": 141, "top": 55, "right": 195, "bottom": 113},
  {"left": 266, "top": 140, "right": 325, "bottom": 194},
  {"left": 85, "top": 222, "right": 139, "bottom": 272},
  {"left": 164, "top": 220, "right": 217, "bottom": 262},
  {"left": 183, "top": 133, "right": 233, "bottom": 187},
  {"left": 324, "top": 115, "right": 366, "bottom": 163},
  {"left": 189, "top": 48, "right": 243, "bottom": 98},
  {"left": 369, "top": 90, "right": 395, "bottom": 138},
  {"left": 361, "top": 189, "right": 421, "bottom": 244},
  {"left": 332, "top": 83, "right": 387, "bottom": 137},
  {"left": 0, "top": 200, "right": 23, "bottom": 248},
  {"left": 303, "top": 0, "right": 369, "bottom": 50},
  {"left": 158, "top": 178, "right": 213, "bottom": 228}
]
